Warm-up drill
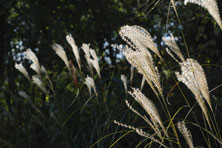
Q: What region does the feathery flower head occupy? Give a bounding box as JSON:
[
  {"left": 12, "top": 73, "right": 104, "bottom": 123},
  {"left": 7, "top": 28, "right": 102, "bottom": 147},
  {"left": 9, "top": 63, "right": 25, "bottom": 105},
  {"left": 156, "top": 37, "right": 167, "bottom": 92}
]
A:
[
  {"left": 82, "top": 43, "right": 93, "bottom": 74},
  {"left": 113, "top": 120, "right": 167, "bottom": 148},
  {"left": 25, "top": 49, "right": 41, "bottom": 70},
  {"left": 175, "top": 58, "right": 212, "bottom": 110},
  {"left": 140, "top": 76, "right": 146, "bottom": 90},
  {"left": 123, "top": 46, "right": 162, "bottom": 96},
  {"left": 52, "top": 43, "right": 70, "bottom": 72},
  {"left": 119, "top": 25, "right": 162, "bottom": 59},
  {"left": 177, "top": 121, "right": 194, "bottom": 148},
  {"left": 66, "top": 34, "right": 81, "bottom": 70},
  {"left": 15, "top": 63, "right": 31, "bottom": 81},
  {"left": 81, "top": 43, "right": 91, "bottom": 58},
  {"left": 128, "top": 88, "right": 166, "bottom": 136},
  {"left": 175, "top": 58, "right": 212, "bottom": 126},
  {"left": 19, "top": 91, "right": 30, "bottom": 99},
  {"left": 162, "top": 34, "right": 185, "bottom": 62},
  {"left": 89, "top": 49, "right": 101, "bottom": 78},
  {"left": 84, "top": 75, "right": 98, "bottom": 96},
  {"left": 184, "top": 0, "right": 222, "bottom": 30},
  {"left": 121, "top": 75, "right": 127, "bottom": 94},
  {"left": 41, "top": 66, "right": 47, "bottom": 75},
  {"left": 30, "top": 63, "right": 41, "bottom": 76},
  {"left": 32, "top": 75, "right": 48, "bottom": 95}
]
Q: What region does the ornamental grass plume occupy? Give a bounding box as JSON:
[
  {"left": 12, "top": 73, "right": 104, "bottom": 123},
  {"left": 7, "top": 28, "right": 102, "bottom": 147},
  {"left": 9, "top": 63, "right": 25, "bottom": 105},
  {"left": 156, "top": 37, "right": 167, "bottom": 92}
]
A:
[
  {"left": 113, "top": 120, "right": 167, "bottom": 148},
  {"left": 128, "top": 88, "right": 167, "bottom": 138},
  {"left": 140, "top": 76, "right": 146, "bottom": 90},
  {"left": 125, "top": 99, "right": 163, "bottom": 139},
  {"left": 30, "top": 63, "right": 41, "bottom": 76},
  {"left": 25, "top": 49, "right": 41, "bottom": 74},
  {"left": 18, "top": 91, "right": 30, "bottom": 99},
  {"left": 177, "top": 121, "right": 194, "bottom": 148},
  {"left": 52, "top": 43, "right": 70, "bottom": 72},
  {"left": 66, "top": 34, "right": 81, "bottom": 70},
  {"left": 81, "top": 43, "right": 91, "bottom": 58},
  {"left": 89, "top": 49, "right": 101, "bottom": 78},
  {"left": 25, "top": 49, "right": 41, "bottom": 69},
  {"left": 119, "top": 25, "right": 162, "bottom": 60},
  {"left": 84, "top": 75, "right": 98, "bottom": 96},
  {"left": 162, "top": 34, "right": 185, "bottom": 63},
  {"left": 175, "top": 58, "right": 212, "bottom": 125},
  {"left": 184, "top": 0, "right": 222, "bottom": 30},
  {"left": 32, "top": 75, "right": 48, "bottom": 95},
  {"left": 15, "top": 63, "right": 31, "bottom": 81},
  {"left": 120, "top": 74, "right": 127, "bottom": 95},
  {"left": 123, "top": 46, "right": 162, "bottom": 96},
  {"left": 81, "top": 43, "right": 93, "bottom": 75},
  {"left": 113, "top": 88, "right": 168, "bottom": 144}
]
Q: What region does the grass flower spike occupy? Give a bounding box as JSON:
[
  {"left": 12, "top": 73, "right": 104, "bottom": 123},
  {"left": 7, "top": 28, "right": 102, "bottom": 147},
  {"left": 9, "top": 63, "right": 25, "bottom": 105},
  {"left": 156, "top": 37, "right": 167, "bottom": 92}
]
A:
[
  {"left": 18, "top": 91, "right": 30, "bottom": 99},
  {"left": 140, "top": 76, "right": 146, "bottom": 90},
  {"left": 123, "top": 46, "right": 162, "bottom": 96},
  {"left": 32, "top": 75, "right": 48, "bottom": 95},
  {"left": 25, "top": 49, "right": 41, "bottom": 71},
  {"left": 30, "top": 63, "right": 41, "bottom": 76},
  {"left": 15, "top": 63, "right": 31, "bottom": 81},
  {"left": 113, "top": 120, "right": 167, "bottom": 148},
  {"left": 119, "top": 25, "right": 162, "bottom": 60},
  {"left": 66, "top": 34, "right": 81, "bottom": 70},
  {"left": 128, "top": 88, "right": 167, "bottom": 137},
  {"left": 162, "top": 34, "right": 185, "bottom": 62},
  {"left": 89, "top": 49, "right": 101, "bottom": 78},
  {"left": 121, "top": 75, "right": 127, "bottom": 95},
  {"left": 52, "top": 43, "right": 70, "bottom": 72},
  {"left": 81, "top": 43, "right": 93, "bottom": 74},
  {"left": 84, "top": 75, "right": 98, "bottom": 96},
  {"left": 184, "top": 0, "right": 222, "bottom": 30},
  {"left": 175, "top": 58, "right": 212, "bottom": 125},
  {"left": 177, "top": 121, "right": 194, "bottom": 148}
]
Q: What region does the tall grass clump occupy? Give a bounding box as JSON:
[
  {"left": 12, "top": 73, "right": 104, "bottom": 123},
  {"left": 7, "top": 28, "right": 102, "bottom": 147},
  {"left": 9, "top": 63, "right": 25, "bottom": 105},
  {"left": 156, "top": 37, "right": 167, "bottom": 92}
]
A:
[
  {"left": 11, "top": 0, "right": 222, "bottom": 147},
  {"left": 112, "top": 1, "right": 222, "bottom": 147},
  {"left": 14, "top": 33, "right": 123, "bottom": 147}
]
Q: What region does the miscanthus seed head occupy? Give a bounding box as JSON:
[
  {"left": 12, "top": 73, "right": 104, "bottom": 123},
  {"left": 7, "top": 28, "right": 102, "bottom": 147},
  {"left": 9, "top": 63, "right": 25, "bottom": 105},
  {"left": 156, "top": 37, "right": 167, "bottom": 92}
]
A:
[
  {"left": 18, "top": 91, "right": 30, "bottom": 99},
  {"left": 25, "top": 49, "right": 40, "bottom": 69},
  {"left": 84, "top": 75, "right": 98, "bottom": 96},
  {"left": 15, "top": 63, "right": 31, "bottom": 81},
  {"left": 89, "top": 49, "right": 101, "bottom": 78},
  {"left": 52, "top": 43, "right": 70, "bottom": 72},
  {"left": 128, "top": 88, "right": 167, "bottom": 137},
  {"left": 175, "top": 58, "right": 212, "bottom": 125},
  {"left": 140, "top": 76, "right": 146, "bottom": 90},
  {"left": 113, "top": 120, "right": 167, "bottom": 148},
  {"left": 125, "top": 99, "right": 163, "bottom": 139},
  {"left": 177, "top": 121, "right": 194, "bottom": 148},
  {"left": 123, "top": 46, "right": 162, "bottom": 96},
  {"left": 184, "top": 0, "right": 222, "bottom": 30},
  {"left": 30, "top": 63, "right": 41, "bottom": 76},
  {"left": 162, "top": 34, "right": 185, "bottom": 62},
  {"left": 81, "top": 43, "right": 91, "bottom": 58},
  {"left": 81, "top": 43, "right": 93, "bottom": 75},
  {"left": 32, "top": 75, "right": 48, "bottom": 95},
  {"left": 66, "top": 34, "right": 81, "bottom": 70},
  {"left": 119, "top": 25, "right": 162, "bottom": 60},
  {"left": 121, "top": 75, "right": 127, "bottom": 95}
]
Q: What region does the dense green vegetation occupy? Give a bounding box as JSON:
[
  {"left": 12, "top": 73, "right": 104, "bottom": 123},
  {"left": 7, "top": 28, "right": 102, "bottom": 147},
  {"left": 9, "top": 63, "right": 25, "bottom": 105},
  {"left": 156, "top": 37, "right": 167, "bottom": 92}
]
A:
[{"left": 1, "top": 0, "right": 222, "bottom": 147}]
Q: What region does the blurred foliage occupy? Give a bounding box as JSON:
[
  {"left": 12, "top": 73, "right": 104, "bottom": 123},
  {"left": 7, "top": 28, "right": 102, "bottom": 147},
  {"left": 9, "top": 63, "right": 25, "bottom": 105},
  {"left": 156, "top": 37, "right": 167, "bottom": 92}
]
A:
[{"left": 0, "top": 0, "right": 222, "bottom": 147}]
